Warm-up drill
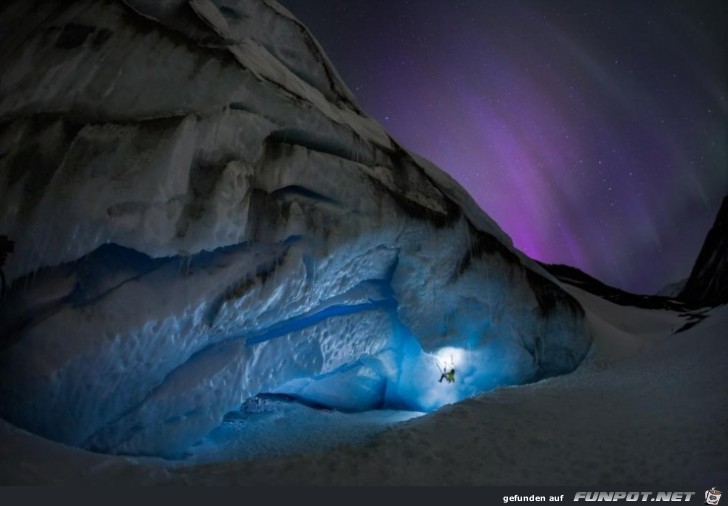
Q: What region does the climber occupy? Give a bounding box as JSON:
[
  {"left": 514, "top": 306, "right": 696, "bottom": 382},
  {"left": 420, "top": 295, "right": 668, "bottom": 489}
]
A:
[
  {"left": 439, "top": 367, "right": 455, "bottom": 384},
  {"left": 0, "top": 234, "right": 14, "bottom": 302}
]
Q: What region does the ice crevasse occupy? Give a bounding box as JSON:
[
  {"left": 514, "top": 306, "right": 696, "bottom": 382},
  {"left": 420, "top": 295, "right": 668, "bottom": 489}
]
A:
[{"left": 0, "top": 0, "right": 591, "bottom": 457}]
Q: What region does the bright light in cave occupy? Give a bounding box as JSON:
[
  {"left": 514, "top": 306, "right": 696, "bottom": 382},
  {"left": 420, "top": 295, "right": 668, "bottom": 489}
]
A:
[
  {"left": 433, "top": 346, "right": 467, "bottom": 371},
  {"left": 388, "top": 342, "right": 483, "bottom": 413},
  {"left": 418, "top": 346, "right": 477, "bottom": 410}
]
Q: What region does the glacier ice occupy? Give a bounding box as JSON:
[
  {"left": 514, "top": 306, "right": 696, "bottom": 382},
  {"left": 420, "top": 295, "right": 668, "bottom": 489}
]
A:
[
  {"left": 186, "top": 395, "right": 425, "bottom": 463},
  {"left": 0, "top": 0, "right": 591, "bottom": 457}
]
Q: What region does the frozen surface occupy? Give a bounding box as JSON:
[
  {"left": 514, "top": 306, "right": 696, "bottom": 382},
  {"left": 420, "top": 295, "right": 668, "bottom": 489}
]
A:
[
  {"left": 0, "top": 0, "right": 590, "bottom": 458},
  {"left": 0, "top": 0, "right": 723, "bottom": 482},
  {"left": 0, "top": 286, "right": 725, "bottom": 485},
  {"left": 655, "top": 278, "right": 686, "bottom": 298},
  {"left": 186, "top": 396, "right": 424, "bottom": 463}
]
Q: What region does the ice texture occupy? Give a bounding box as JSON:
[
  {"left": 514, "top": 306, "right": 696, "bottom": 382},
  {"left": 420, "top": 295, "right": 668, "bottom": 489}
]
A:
[{"left": 0, "top": 0, "right": 590, "bottom": 457}]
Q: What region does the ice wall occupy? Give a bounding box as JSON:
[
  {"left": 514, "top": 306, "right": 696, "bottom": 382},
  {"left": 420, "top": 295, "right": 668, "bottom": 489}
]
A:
[{"left": 0, "top": 0, "right": 590, "bottom": 457}]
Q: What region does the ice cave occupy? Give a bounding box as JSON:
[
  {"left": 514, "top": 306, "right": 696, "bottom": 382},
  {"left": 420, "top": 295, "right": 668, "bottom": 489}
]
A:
[{"left": 0, "top": 0, "right": 591, "bottom": 460}]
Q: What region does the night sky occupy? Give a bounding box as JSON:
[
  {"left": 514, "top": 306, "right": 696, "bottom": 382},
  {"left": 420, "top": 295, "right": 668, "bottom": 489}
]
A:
[{"left": 279, "top": 0, "right": 727, "bottom": 294}]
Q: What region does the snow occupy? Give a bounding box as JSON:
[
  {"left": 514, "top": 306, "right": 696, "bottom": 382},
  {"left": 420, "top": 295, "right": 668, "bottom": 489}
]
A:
[
  {"left": 1, "top": 285, "right": 725, "bottom": 484},
  {"left": 186, "top": 397, "right": 424, "bottom": 463},
  {"left": 0, "top": 0, "right": 518, "bottom": 280},
  {"left": 1, "top": 0, "right": 724, "bottom": 485},
  {"left": 0, "top": 0, "right": 591, "bottom": 458},
  {"left": 655, "top": 278, "right": 687, "bottom": 298}
]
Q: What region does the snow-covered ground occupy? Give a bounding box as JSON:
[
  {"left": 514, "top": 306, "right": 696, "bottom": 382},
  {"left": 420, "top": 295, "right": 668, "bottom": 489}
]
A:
[
  {"left": 1, "top": 284, "right": 725, "bottom": 485},
  {"left": 186, "top": 399, "right": 423, "bottom": 463}
]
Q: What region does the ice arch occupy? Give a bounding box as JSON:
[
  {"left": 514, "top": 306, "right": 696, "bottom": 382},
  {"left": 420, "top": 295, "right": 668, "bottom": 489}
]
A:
[{"left": 0, "top": 0, "right": 590, "bottom": 457}]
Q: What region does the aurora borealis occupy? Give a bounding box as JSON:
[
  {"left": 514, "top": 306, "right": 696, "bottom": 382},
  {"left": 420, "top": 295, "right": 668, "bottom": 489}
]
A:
[{"left": 280, "top": 0, "right": 727, "bottom": 294}]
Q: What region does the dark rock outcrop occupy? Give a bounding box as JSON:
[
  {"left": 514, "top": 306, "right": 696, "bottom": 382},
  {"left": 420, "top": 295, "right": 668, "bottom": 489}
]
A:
[{"left": 679, "top": 196, "right": 728, "bottom": 307}]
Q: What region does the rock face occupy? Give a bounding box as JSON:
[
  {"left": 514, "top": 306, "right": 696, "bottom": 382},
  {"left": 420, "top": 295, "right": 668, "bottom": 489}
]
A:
[
  {"left": 0, "top": 0, "right": 590, "bottom": 457},
  {"left": 679, "top": 196, "right": 728, "bottom": 307}
]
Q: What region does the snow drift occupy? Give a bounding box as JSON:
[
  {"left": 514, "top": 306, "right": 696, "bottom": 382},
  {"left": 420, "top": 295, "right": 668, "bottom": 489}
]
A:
[{"left": 0, "top": 0, "right": 590, "bottom": 457}]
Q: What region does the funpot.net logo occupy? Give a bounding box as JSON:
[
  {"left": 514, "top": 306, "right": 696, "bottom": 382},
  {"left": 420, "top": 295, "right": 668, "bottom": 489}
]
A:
[{"left": 573, "top": 492, "right": 696, "bottom": 502}]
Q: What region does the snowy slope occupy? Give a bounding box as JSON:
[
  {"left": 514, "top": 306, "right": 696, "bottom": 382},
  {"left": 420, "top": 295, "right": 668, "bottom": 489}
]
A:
[
  {"left": 656, "top": 278, "right": 687, "bottom": 298},
  {"left": 540, "top": 262, "right": 686, "bottom": 310},
  {"left": 1, "top": 285, "right": 725, "bottom": 485},
  {"left": 0, "top": 0, "right": 589, "bottom": 457}
]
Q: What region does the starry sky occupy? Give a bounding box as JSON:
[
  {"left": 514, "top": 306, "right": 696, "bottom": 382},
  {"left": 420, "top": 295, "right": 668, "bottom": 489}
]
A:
[{"left": 279, "top": 0, "right": 727, "bottom": 294}]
